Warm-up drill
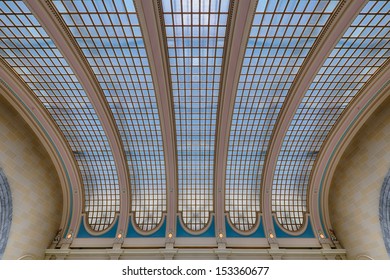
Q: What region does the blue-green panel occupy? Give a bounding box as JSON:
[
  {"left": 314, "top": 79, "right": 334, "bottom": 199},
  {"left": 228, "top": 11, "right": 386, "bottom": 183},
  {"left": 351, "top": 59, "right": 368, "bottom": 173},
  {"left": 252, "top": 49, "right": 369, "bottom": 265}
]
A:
[
  {"left": 176, "top": 216, "right": 215, "bottom": 237},
  {"left": 77, "top": 216, "right": 118, "bottom": 238},
  {"left": 126, "top": 216, "right": 166, "bottom": 238},
  {"left": 225, "top": 217, "right": 265, "bottom": 238},
  {"left": 273, "top": 217, "right": 315, "bottom": 238}
]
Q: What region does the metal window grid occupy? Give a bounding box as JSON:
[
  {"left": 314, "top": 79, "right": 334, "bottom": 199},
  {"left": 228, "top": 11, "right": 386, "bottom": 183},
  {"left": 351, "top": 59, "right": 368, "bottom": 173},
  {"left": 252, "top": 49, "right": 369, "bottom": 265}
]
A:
[
  {"left": 272, "top": 0, "right": 390, "bottom": 232},
  {"left": 226, "top": 0, "right": 340, "bottom": 232},
  {"left": 0, "top": 0, "right": 120, "bottom": 232},
  {"left": 53, "top": 0, "right": 167, "bottom": 232}
]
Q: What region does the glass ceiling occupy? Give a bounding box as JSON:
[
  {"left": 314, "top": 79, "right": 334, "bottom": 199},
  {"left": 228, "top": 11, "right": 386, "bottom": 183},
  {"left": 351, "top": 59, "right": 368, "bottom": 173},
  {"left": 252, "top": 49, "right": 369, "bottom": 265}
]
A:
[
  {"left": 162, "top": 0, "right": 231, "bottom": 231},
  {"left": 0, "top": 0, "right": 120, "bottom": 232},
  {"left": 53, "top": 0, "right": 167, "bottom": 232},
  {"left": 0, "top": 0, "right": 389, "bottom": 239},
  {"left": 273, "top": 0, "right": 390, "bottom": 232},
  {"left": 225, "top": 0, "right": 340, "bottom": 232}
]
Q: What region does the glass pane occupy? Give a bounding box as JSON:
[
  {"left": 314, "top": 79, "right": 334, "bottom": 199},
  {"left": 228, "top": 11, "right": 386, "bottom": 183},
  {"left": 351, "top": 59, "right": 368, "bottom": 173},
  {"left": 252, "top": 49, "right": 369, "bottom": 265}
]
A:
[
  {"left": 226, "top": 0, "right": 340, "bottom": 232},
  {"left": 0, "top": 0, "right": 120, "bottom": 232},
  {"left": 162, "top": 0, "right": 231, "bottom": 231},
  {"left": 272, "top": 0, "right": 390, "bottom": 232},
  {"left": 53, "top": 0, "right": 167, "bottom": 232}
]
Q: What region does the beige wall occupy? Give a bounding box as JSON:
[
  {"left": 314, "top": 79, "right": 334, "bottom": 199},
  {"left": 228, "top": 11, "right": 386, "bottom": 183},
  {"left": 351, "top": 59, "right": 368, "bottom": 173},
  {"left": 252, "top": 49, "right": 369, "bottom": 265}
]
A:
[
  {"left": 0, "top": 94, "right": 62, "bottom": 259},
  {"left": 329, "top": 96, "right": 390, "bottom": 260}
]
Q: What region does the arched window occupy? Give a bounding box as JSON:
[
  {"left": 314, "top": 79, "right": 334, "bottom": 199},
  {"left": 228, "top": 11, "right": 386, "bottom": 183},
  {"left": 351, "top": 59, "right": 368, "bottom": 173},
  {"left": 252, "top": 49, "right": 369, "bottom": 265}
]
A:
[
  {"left": 0, "top": 168, "right": 12, "bottom": 259},
  {"left": 380, "top": 170, "right": 390, "bottom": 256}
]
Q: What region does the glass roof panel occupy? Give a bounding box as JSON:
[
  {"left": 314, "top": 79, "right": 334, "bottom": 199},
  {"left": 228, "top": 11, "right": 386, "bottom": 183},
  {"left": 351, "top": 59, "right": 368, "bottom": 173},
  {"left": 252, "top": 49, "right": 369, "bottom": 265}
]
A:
[
  {"left": 53, "top": 0, "right": 167, "bottom": 232},
  {"left": 0, "top": 0, "right": 120, "bottom": 232},
  {"left": 162, "top": 0, "right": 231, "bottom": 231},
  {"left": 272, "top": 0, "right": 390, "bottom": 232},
  {"left": 225, "top": 0, "right": 340, "bottom": 232}
]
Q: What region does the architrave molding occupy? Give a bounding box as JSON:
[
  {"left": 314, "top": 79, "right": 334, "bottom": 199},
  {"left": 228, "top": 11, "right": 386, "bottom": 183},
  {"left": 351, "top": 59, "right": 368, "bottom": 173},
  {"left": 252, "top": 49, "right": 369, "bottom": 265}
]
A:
[{"left": 45, "top": 247, "right": 346, "bottom": 260}]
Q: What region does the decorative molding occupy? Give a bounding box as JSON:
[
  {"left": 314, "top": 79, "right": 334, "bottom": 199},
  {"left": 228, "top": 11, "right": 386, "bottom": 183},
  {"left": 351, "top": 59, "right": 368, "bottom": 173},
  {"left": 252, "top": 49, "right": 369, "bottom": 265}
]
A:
[
  {"left": 272, "top": 213, "right": 312, "bottom": 237},
  {"left": 17, "top": 254, "right": 37, "bottom": 260},
  {"left": 45, "top": 247, "right": 346, "bottom": 260},
  {"left": 176, "top": 213, "right": 216, "bottom": 238},
  {"left": 355, "top": 254, "right": 374, "bottom": 260},
  {"left": 128, "top": 213, "right": 168, "bottom": 237},
  {"left": 225, "top": 213, "right": 263, "bottom": 237}
]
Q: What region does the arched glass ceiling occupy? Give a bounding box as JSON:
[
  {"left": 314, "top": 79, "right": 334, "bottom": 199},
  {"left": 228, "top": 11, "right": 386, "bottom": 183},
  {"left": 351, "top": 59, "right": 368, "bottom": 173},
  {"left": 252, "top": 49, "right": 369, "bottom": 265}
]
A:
[
  {"left": 0, "top": 0, "right": 119, "bottom": 232},
  {"left": 53, "top": 0, "right": 167, "bottom": 232},
  {"left": 161, "top": 0, "right": 231, "bottom": 231},
  {"left": 273, "top": 0, "right": 390, "bottom": 232},
  {"left": 225, "top": 0, "right": 340, "bottom": 232}
]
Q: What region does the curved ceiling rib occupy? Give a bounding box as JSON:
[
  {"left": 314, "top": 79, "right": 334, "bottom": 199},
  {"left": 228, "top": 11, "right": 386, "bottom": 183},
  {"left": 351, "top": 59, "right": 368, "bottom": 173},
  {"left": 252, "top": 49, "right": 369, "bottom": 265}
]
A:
[
  {"left": 224, "top": 0, "right": 341, "bottom": 232},
  {"left": 134, "top": 0, "right": 177, "bottom": 236},
  {"left": 0, "top": 0, "right": 120, "bottom": 232},
  {"left": 214, "top": 0, "right": 255, "bottom": 236},
  {"left": 0, "top": 63, "right": 82, "bottom": 239},
  {"left": 51, "top": 0, "right": 168, "bottom": 232},
  {"left": 312, "top": 60, "right": 390, "bottom": 236},
  {"left": 272, "top": 0, "right": 389, "bottom": 232},
  {"left": 261, "top": 0, "right": 367, "bottom": 235},
  {"left": 160, "top": 0, "right": 233, "bottom": 232}
]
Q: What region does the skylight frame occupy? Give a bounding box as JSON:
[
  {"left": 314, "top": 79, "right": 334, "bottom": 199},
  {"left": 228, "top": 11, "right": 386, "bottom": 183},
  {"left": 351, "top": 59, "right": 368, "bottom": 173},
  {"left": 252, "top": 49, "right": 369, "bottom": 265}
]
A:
[
  {"left": 0, "top": 0, "right": 120, "bottom": 232},
  {"left": 272, "top": 0, "right": 390, "bottom": 232},
  {"left": 53, "top": 0, "right": 168, "bottom": 232},
  {"left": 225, "top": 0, "right": 340, "bottom": 232}
]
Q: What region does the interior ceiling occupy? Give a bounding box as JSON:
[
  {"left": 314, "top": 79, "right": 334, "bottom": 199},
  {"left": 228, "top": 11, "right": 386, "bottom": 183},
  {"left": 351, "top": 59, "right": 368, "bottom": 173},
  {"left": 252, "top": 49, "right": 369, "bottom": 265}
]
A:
[{"left": 0, "top": 0, "right": 389, "bottom": 249}]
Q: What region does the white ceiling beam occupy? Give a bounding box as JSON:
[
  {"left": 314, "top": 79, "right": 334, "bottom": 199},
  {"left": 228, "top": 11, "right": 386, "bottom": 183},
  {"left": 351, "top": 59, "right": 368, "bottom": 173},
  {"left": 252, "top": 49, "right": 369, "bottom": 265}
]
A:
[
  {"left": 261, "top": 0, "right": 369, "bottom": 238},
  {"left": 214, "top": 0, "right": 257, "bottom": 242},
  {"left": 134, "top": 0, "right": 178, "bottom": 241}
]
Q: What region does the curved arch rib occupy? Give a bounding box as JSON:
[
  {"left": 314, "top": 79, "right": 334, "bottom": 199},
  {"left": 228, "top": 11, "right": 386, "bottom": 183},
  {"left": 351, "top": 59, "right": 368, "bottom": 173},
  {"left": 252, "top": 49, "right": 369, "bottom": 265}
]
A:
[
  {"left": 222, "top": 0, "right": 350, "bottom": 235},
  {"left": 0, "top": 61, "right": 82, "bottom": 241},
  {"left": 215, "top": 0, "right": 257, "bottom": 234},
  {"left": 22, "top": 0, "right": 126, "bottom": 233},
  {"left": 134, "top": 0, "right": 177, "bottom": 237},
  {"left": 268, "top": 0, "right": 390, "bottom": 233},
  {"left": 311, "top": 59, "right": 390, "bottom": 239},
  {"left": 38, "top": 0, "right": 170, "bottom": 233},
  {"left": 261, "top": 0, "right": 367, "bottom": 235}
]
